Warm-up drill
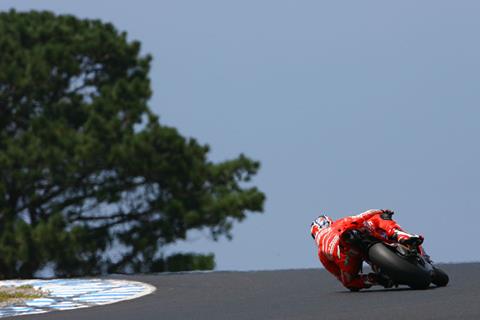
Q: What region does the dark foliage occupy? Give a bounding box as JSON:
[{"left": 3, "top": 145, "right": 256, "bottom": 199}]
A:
[{"left": 0, "top": 10, "right": 264, "bottom": 278}]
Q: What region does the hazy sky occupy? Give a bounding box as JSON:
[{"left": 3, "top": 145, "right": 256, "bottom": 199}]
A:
[{"left": 2, "top": 1, "right": 479, "bottom": 270}]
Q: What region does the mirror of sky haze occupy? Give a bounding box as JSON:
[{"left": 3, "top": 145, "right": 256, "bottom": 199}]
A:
[{"left": 2, "top": 0, "right": 479, "bottom": 270}]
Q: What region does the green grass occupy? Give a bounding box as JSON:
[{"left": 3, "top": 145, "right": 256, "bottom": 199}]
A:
[
  {"left": 0, "top": 286, "right": 45, "bottom": 302},
  {"left": 16, "top": 285, "right": 34, "bottom": 290}
]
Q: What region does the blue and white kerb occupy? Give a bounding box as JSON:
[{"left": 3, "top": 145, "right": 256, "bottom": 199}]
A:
[{"left": 0, "top": 279, "right": 155, "bottom": 318}]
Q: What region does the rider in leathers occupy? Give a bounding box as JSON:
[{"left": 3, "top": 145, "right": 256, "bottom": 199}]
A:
[{"left": 310, "top": 209, "right": 424, "bottom": 290}]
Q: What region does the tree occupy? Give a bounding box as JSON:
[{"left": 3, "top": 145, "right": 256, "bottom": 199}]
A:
[{"left": 0, "top": 10, "right": 265, "bottom": 278}]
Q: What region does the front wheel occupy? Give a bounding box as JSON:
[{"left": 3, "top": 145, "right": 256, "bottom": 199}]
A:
[
  {"left": 368, "top": 243, "right": 431, "bottom": 289},
  {"left": 431, "top": 267, "right": 449, "bottom": 287}
]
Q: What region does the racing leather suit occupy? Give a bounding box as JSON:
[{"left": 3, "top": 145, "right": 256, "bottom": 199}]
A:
[{"left": 310, "top": 209, "right": 419, "bottom": 290}]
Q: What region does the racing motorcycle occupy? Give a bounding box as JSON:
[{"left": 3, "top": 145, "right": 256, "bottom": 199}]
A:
[{"left": 348, "top": 231, "right": 449, "bottom": 289}]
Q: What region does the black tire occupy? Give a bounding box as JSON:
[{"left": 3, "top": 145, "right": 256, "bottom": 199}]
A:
[
  {"left": 368, "top": 243, "right": 431, "bottom": 289},
  {"left": 431, "top": 267, "right": 449, "bottom": 287}
]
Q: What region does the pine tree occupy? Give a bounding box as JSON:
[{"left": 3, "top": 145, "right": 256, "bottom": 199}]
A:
[{"left": 0, "top": 10, "right": 264, "bottom": 278}]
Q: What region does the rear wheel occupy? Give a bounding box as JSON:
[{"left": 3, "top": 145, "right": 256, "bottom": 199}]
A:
[
  {"left": 368, "top": 243, "right": 431, "bottom": 289},
  {"left": 431, "top": 267, "right": 449, "bottom": 287}
]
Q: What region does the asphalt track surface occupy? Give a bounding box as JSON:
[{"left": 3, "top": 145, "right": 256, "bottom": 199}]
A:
[{"left": 9, "top": 263, "right": 480, "bottom": 320}]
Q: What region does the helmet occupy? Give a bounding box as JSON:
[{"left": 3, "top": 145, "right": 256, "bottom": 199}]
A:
[{"left": 313, "top": 215, "right": 333, "bottom": 230}]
